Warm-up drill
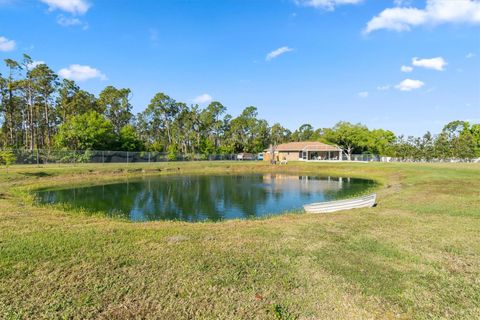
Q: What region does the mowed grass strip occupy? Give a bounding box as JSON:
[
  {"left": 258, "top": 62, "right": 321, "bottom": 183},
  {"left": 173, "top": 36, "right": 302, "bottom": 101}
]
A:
[{"left": 0, "top": 162, "right": 479, "bottom": 319}]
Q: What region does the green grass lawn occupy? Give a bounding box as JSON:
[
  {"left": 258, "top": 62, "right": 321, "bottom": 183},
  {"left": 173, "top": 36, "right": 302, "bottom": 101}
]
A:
[{"left": 1, "top": 161, "right": 479, "bottom": 319}]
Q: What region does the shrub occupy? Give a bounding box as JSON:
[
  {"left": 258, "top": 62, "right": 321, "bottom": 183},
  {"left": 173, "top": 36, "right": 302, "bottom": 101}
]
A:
[{"left": 0, "top": 149, "right": 17, "bottom": 173}]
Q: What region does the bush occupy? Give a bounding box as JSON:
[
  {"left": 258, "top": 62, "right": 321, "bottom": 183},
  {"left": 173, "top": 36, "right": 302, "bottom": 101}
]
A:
[
  {"left": 167, "top": 144, "right": 178, "bottom": 161},
  {"left": 0, "top": 149, "right": 17, "bottom": 172}
]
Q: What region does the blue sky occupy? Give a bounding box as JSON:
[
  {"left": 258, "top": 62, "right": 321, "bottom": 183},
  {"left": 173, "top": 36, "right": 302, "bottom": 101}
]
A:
[{"left": 1, "top": 0, "right": 479, "bottom": 136}]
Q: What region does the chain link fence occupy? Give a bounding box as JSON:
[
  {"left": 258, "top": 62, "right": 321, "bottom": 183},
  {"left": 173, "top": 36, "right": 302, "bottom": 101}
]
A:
[
  {"left": 377, "top": 156, "right": 480, "bottom": 163},
  {"left": 343, "top": 154, "right": 379, "bottom": 162},
  {"left": 344, "top": 153, "right": 479, "bottom": 163},
  {"left": 2, "top": 149, "right": 238, "bottom": 165},
  {"left": 345, "top": 154, "right": 479, "bottom": 163},
  {"left": 1, "top": 149, "right": 478, "bottom": 165}
]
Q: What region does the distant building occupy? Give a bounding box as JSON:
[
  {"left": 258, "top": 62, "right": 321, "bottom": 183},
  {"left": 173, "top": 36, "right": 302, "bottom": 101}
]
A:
[{"left": 264, "top": 141, "right": 343, "bottom": 162}]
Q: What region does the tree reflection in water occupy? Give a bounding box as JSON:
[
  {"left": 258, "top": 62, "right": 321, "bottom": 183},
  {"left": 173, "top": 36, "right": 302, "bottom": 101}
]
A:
[{"left": 37, "top": 174, "right": 375, "bottom": 222}]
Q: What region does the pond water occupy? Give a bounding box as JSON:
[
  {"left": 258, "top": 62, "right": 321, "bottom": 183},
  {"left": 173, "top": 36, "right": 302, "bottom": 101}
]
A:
[{"left": 35, "top": 174, "right": 375, "bottom": 222}]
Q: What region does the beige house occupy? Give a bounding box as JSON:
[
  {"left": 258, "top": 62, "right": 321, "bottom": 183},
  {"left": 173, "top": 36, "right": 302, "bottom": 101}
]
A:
[{"left": 264, "top": 141, "right": 343, "bottom": 162}]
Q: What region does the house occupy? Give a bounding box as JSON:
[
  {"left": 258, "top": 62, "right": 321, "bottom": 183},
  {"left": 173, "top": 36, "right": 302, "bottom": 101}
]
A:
[{"left": 264, "top": 141, "right": 343, "bottom": 162}]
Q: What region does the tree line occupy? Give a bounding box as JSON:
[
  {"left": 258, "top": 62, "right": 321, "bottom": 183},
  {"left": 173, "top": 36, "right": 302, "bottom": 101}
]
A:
[{"left": 1, "top": 55, "right": 479, "bottom": 160}]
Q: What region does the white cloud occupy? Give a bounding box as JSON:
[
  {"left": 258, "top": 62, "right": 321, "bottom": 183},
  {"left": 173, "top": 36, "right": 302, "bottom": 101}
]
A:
[
  {"left": 27, "top": 60, "right": 46, "bottom": 69},
  {"left": 364, "top": 7, "right": 427, "bottom": 33},
  {"left": 40, "top": 0, "right": 90, "bottom": 15},
  {"left": 395, "top": 78, "right": 425, "bottom": 91},
  {"left": 57, "top": 15, "right": 82, "bottom": 26},
  {"left": 401, "top": 65, "right": 413, "bottom": 72},
  {"left": 466, "top": 52, "right": 476, "bottom": 58},
  {"left": 266, "top": 46, "right": 294, "bottom": 61},
  {"left": 294, "top": 0, "right": 363, "bottom": 11},
  {"left": 192, "top": 93, "right": 213, "bottom": 104},
  {"left": 364, "top": 0, "right": 480, "bottom": 33},
  {"left": 58, "top": 64, "right": 107, "bottom": 81},
  {"left": 412, "top": 56, "right": 447, "bottom": 71},
  {"left": 394, "top": 0, "right": 413, "bottom": 6},
  {"left": 0, "top": 36, "right": 16, "bottom": 52},
  {"left": 358, "top": 91, "right": 369, "bottom": 98},
  {"left": 377, "top": 85, "right": 391, "bottom": 91}
]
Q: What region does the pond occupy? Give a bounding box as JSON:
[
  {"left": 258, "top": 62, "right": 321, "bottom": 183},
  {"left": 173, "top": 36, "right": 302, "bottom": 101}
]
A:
[{"left": 35, "top": 174, "right": 375, "bottom": 222}]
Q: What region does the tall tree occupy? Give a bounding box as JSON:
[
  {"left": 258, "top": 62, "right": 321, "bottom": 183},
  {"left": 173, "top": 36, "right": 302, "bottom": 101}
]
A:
[
  {"left": 323, "top": 122, "right": 369, "bottom": 160},
  {"left": 57, "top": 79, "right": 98, "bottom": 123},
  {"left": 56, "top": 79, "right": 78, "bottom": 122},
  {"left": 227, "top": 106, "right": 261, "bottom": 153},
  {"left": 19, "top": 54, "right": 37, "bottom": 150},
  {"left": 172, "top": 102, "right": 196, "bottom": 154},
  {"left": 291, "top": 124, "right": 314, "bottom": 141},
  {"left": 270, "top": 123, "right": 289, "bottom": 147},
  {"left": 251, "top": 119, "right": 270, "bottom": 153},
  {"left": 0, "top": 73, "right": 7, "bottom": 147},
  {"left": 3, "top": 59, "right": 22, "bottom": 147},
  {"left": 98, "top": 86, "right": 133, "bottom": 133},
  {"left": 30, "top": 63, "right": 59, "bottom": 148},
  {"left": 136, "top": 92, "right": 179, "bottom": 151},
  {"left": 200, "top": 101, "right": 227, "bottom": 153},
  {"left": 471, "top": 124, "right": 480, "bottom": 157},
  {"left": 440, "top": 121, "right": 476, "bottom": 159},
  {"left": 367, "top": 129, "right": 396, "bottom": 156}
]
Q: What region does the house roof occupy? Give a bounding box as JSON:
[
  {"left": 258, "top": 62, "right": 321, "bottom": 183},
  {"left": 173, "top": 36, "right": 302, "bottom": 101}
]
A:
[{"left": 266, "top": 141, "right": 341, "bottom": 152}]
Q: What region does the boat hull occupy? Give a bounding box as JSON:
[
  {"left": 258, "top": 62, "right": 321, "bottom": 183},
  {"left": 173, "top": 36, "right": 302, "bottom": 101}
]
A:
[{"left": 303, "top": 193, "right": 376, "bottom": 213}]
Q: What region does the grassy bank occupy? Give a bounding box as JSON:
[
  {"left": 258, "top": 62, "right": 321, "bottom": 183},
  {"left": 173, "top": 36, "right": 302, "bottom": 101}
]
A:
[{"left": 0, "top": 162, "right": 479, "bottom": 319}]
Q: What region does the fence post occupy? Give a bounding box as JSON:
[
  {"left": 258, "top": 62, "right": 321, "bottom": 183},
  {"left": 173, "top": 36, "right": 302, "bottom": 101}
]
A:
[
  {"left": 126, "top": 151, "right": 129, "bottom": 165},
  {"left": 36, "top": 149, "right": 39, "bottom": 167},
  {"left": 102, "top": 151, "right": 104, "bottom": 164},
  {"left": 148, "top": 152, "right": 150, "bottom": 164},
  {"left": 73, "top": 150, "right": 76, "bottom": 166}
]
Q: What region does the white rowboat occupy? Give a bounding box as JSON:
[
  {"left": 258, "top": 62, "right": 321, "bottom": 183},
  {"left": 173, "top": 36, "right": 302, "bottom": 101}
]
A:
[{"left": 303, "top": 193, "right": 376, "bottom": 213}]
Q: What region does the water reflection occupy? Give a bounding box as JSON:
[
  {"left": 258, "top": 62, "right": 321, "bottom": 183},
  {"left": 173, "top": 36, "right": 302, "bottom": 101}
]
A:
[{"left": 36, "top": 174, "right": 374, "bottom": 222}]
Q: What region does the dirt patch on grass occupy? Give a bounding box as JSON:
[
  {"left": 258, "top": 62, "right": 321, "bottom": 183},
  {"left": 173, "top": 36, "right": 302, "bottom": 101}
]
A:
[{"left": 166, "top": 235, "right": 190, "bottom": 244}]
